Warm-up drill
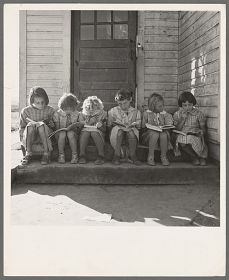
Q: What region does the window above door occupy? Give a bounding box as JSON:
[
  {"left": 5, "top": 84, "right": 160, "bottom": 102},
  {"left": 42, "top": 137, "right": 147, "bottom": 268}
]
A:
[{"left": 80, "top": 11, "right": 129, "bottom": 40}]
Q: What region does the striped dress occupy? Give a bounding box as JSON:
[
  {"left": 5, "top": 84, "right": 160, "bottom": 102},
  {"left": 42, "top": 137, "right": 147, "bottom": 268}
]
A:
[
  {"left": 173, "top": 108, "right": 208, "bottom": 158},
  {"left": 141, "top": 110, "right": 173, "bottom": 150},
  {"left": 19, "top": 105, "right": 55, "bottom": 153}
]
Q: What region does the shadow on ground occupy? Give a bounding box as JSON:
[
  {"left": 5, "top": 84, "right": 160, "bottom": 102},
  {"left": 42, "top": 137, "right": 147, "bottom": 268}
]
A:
[{"left": 11, "top": 183, "right": 220, "bottom": 226}]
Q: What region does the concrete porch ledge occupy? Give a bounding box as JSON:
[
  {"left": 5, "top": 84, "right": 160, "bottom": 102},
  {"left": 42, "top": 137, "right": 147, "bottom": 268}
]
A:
[{"left": 15, "top": 162, "right": 220, "bottom": 185}]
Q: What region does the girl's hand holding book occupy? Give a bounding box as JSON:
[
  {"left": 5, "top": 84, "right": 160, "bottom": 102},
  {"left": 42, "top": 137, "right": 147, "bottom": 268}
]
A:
[{"left": 96, "top": 122, "right": 103, "bottom": 129}]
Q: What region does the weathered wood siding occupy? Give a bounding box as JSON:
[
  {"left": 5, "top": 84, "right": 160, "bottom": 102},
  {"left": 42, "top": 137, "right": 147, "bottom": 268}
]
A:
[
  {"left": 20, "top": 10, "right": 71, "bottom": 110},
  {"left": 140, "top": 11, "right": 179, "bottom": 113},
  {"left": 178, "top": 11, "right": 220, "bottom": 160}
]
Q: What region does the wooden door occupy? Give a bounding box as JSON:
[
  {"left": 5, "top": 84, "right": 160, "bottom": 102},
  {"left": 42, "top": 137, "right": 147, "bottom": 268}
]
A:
[{"left": 71, "top": 11, "right": 137, "bottom": 110}]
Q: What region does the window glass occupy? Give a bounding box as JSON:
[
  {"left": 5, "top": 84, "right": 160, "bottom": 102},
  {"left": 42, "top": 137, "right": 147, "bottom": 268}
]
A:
[
  {"left": 113, "top": 11, "right": 128, "bottom": 22},
  {"left": 114, "top": 24, "right": 128, "bottom": 39},
  {"left": 97, "top": 25, "right": 111, "bottom": 39},
  {"left": 81, "top": 11, "right": 94, "bottom": 23},
  {"left": 97, "top": 11, "right": 111, "bottom": 22},
  {"left": 80, "top": 25, "right": 94, "bottom": 40}
]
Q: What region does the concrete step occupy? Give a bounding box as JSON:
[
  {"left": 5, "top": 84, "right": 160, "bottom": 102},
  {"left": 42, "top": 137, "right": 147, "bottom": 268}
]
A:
[{"left": 15, "top": 162, "right": 219, "bottom": 185}]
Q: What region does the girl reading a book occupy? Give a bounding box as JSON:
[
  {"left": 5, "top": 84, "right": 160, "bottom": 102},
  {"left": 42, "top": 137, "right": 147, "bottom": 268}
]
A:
[
  {"left": 141, "top": 93, "right": 173, "bottom": 166},
  {"left": 19, "top": 86, "right": 55, "bottom": 165},
  {"left": 53, "top": 93, "right": 82, "bottom": 164},
  {"left": 108, "top": 88, "right": 141, "bottom": 165},
  {"left": 78, "top": 96, "right": 107, "bottom": 165},
  {"left": 173, "top": 91, "right": 208, "bottom": 165}
]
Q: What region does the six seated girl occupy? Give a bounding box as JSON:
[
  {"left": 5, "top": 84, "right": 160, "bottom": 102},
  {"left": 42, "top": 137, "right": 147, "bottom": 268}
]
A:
[{"left": 19, "top": 87, "right": 208, "bottom": 166}]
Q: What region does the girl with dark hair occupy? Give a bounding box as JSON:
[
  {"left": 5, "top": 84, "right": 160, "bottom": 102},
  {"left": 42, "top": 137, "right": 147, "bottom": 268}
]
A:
[
  {"left": 19, "top": 86, "right": 55, "bottom": 165},
  {"left": 108, "top": 88, "right": 141, "bottom": 165},
  {"left": 173, "top": 91, "right": 208, "bottom": 165}
]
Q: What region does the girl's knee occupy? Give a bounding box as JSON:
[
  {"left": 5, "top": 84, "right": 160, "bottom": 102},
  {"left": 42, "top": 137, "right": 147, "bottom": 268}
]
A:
[
  {"left": 58, "top": 131, "right": 67, "bottom": 139},
  {"left": 149, "top": 130, "right": 159, "bottom": 138},
  {"left": 27, "top": 126, "right": 35, "bottom": 135},
  {"left": 117, "top": 130, "right": 124, "bottom": 137},
  {"left": 160, "top": 132, "right": 167, "bottom": 139},
  {"left": 127, "top": 130, "right": 135, "bottom": 139},
  {"left": 67, "top": 130, "right": 75, "bottom": 139}
]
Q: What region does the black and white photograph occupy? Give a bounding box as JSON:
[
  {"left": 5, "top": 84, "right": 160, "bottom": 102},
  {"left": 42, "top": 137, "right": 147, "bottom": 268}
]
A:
[{"left": 5, "top": 2, "right": 226, "bottom": 276}]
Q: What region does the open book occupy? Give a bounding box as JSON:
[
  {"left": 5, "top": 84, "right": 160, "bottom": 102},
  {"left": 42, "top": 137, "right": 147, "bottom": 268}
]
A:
[
  {"left": 48, "top": 128, "right": 68, "bottom": 138},
  {"left": 172, "top": 129, "right": 200, "bottom": 136},
  {"left": 113, "top": 121, "right": 137, "bottom": 129},
  {"left": 146, "top": 123, "right": 175, "bottom": 132}
]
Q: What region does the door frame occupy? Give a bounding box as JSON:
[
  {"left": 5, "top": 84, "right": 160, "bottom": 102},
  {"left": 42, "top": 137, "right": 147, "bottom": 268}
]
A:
[{"left": 70, "top": 10, "right": 137, "bottom": 103}]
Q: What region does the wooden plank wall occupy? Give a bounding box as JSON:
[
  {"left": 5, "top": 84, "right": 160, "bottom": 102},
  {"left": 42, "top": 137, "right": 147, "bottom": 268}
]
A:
[
  {"left": 142, "top": 11, "right": 179, "bottom": 113},
  {"left": 178, "top": 11, "right": 220, "bottom": 160},
  {"left": 21, "top": 10, "right": 71, "bottom": 110}
]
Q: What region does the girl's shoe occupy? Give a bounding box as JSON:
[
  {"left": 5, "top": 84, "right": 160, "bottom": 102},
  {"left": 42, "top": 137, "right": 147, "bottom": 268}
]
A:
[
  {"left": 130, "top": 156, "right": 141, "bottom": 166},
  {"left": 200, "top": 158, "right": 207, "bottom": 166},
  {"left": 147, "top": 156, "right": 156, "bottom": 166},
  {"left": 58, "top": 154, "right": 65, "bottom": 164},
  {"left": 112, "top": 155, "right": 121, "bottom": 165},
  {"left": 79, "top": 156, "right": 87, "bottom": 164},
  {"left": 41, "top": 153, "right": 50, "bottom": 165},
  {"left": 71, "top": 154, "right": 78, "bottom": 164},
  {"left": 192, "top": 157, "right": 200, "bottom": 165},
  {"left": 21, "top": 154, "right": 32, "bottom": 165},
  {"left": 94, "top": 156, "right": 105, "bottom": 165},
  {"left": 161, "top": 155, "right": 170, "bottom": 166}
]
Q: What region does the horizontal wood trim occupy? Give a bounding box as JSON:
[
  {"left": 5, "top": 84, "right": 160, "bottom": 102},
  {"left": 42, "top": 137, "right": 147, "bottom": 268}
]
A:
[
  {"left": 145, "top": 66, "right": 177, "bottom": 75},
  {"left": 27, "top": 15, "right": 64, "bottom": 24},
  {"left": 27, "top": 24, "right": 63, "bottom": 32},
  {"left": 144, "top": 11, "right": 178, "bottom": 20},
  {"left": 27, "top": 48, "right": 63, "bottom": 56},
  {"left": 179, "top": 71, "right": 219, "bottom": 85},
  {"left": 144, "top": 42, "right": 178, "bottom": 51},
  {"left": 145, "top": 59, "right": 178, "bottom": 67},
  {"left": 144, "top": 27, "right": 178, "bottom": 36},
  {"left": 27, "top": 31, "right": 63, "bottom": 40},
  {"left": 27, "top": 80, "right": 64, "bottom": 88},
  {"left": 145, "top": 19, "right": 178, "bottom": 28},
  {"left": 27, "top": 64, "right": 64, "bottom": 72},
  {"left": 145, "top": 90, "right": 178, "bottom": 98},
  {"left": 145, "top": 51, "right": 178, "bottom": 59},
  {"left": 144, "top": 83, "right": 177, "bottom": 91},
  {"left": 27, "top": 56, "right": 63, "bottom": 64},
  {"left": 145, "top": 75, "right": 177, "bottom": 83},
  {"left": 27, "top": 11, "right": 64, "bottom": 16},
  {"left": 144, "top": 35, "right": 178, "bottom": 43},
  {"left": 27, "top": 40, "right": 63, "bottom": 48},
  {"left": 27, "top": 72, "right": 64, "bottom": 80}
]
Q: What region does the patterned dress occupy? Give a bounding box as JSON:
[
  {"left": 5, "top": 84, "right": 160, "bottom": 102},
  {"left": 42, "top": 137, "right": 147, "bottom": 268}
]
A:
[
  {"left": 141, "top": 110, "right": 173, "bottom": 150},
  {"left": 173, "top": 108, "right": 208, "bottom": 158},
  {"left": 52, "top": 109, "right": 80, "bottom": 130},
  {"left": 78, "top": 110, "right": 107, "bottom": 143},
  {"left": 19, "top": 105, "right": 55, "bottom": 154},
  {"left": 108, "top": 106, "right": 141, "bottom": 149}
]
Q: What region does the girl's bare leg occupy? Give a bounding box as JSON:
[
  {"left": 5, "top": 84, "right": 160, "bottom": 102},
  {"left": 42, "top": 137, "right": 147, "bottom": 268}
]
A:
[
  {"left": 57, "top": 131, "right": 67, "bottom": 154},
  {"left": 37, "top": 125, "right": 49, "bottom": 154},
  {"left": 114, "top": 129, "right": 124, "bottom": 157},
  {"left": 67, "top": 131, "right": 77, "bottom": 154},
  {"left": 26, "top": 126, "right": 35, "bottom": 154}
]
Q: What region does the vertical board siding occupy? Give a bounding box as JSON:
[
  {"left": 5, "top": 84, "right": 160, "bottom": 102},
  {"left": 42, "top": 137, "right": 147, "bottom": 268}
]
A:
[
  {"left": 143, "top": 11, "right": 179, "bottom": 113},
  {"left": 178, "top": 11, "right": 220, "bottom": 160},
  {"left": 23, "top": 10, "right": 70, "bottom": 109}
]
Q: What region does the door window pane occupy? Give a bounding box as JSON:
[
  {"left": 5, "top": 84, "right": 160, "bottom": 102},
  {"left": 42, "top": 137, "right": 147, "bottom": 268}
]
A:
[
  {"left": 114, "top": 24, "right": 128, "bottom": 39},
  {"left": 80, "top": 25, "right": 94, "bottom": 40},
  {"left": 114, "top": 11, "right": 128, "bottom": 22},
  {"left": 97, "top": 25, "right": 111, "bottom": 39},
  {"left": 97, "top": 11, "right": 111, "bottom": 22},
  {"left": 81, "top": 11, "right": 94, "bottom": 23}
]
